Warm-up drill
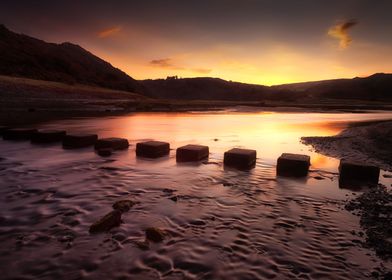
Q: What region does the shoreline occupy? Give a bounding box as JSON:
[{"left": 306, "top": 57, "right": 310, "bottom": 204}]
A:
[
  {"left": 2, "top": 105, "right": 392, "bottom": 127},
  {"left": 302, "top": 120, "right": 392, "bottom": 171}
]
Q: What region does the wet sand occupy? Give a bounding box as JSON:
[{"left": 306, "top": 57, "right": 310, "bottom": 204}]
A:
[{"left": 302, "top": 120, "right": 392, "bottom": 171}]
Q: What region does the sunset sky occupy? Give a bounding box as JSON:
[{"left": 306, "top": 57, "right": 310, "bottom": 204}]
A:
[{"left": 1, "top": 0, "right": 392, "bottom": 85}]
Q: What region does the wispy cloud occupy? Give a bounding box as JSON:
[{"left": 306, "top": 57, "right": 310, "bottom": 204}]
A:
[
  {"left": 97, "top": 26, "right": 122, "bottom": 38},
  {"left": 328, "top": 19, "right": 358, "bottom": 49},
  {"left": 149, "top": 58, "right": 211, "bottom": 74},
  {"left": 150, "top": 58, "right": 183, "bottom": 70}
]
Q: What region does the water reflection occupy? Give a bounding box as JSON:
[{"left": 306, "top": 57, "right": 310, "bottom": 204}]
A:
[{"left": 41, "top": 110, "right": 392, "bottom": 173}]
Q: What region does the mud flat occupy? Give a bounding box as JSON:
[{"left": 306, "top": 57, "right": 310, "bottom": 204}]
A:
[{"left": 302, "top": 120, "right": 392, "bottom": 171}]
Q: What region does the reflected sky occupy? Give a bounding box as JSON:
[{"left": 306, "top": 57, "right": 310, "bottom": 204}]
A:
[{"left": 40, "top": 110, "right": 392, "bottom": 172}]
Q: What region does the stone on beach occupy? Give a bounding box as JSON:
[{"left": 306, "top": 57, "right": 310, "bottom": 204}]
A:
[
  {"left": 277, "top": 153, "right": 311, "bottom": 177},
  {"left": 136, "top": 141, "right": 170, "bottom": 158},
  {"left": 145, "top": 227, "right": 165, "bottom": 242},
  {"left": 95, "top": 137, "right": 129, "bottom": 150},
  {"left": 62, "top": 133, "right": 98, "bottom": 149},
  {"left": 223, "top": 148, "right": 256, "bottom": 170},
  {"left": 176, "top": 144, "right": 209, "bottom": 162},
  {"left": 339, "top": 160, "right": 380, "bottom": 186},
  {"left": 31, "top": 129, "right": 66, "bottom": 143},
  {"left": 89, "top": 210, "right": 122, "bottom": 233},
  {"left": 112, "top": 200, "right": 135, "bottom": 212},
  {"left": 2, "top": 128, "right": 38, "bottom": 140}
]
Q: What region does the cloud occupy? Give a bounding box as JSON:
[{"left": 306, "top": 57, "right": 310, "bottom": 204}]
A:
[
  {"left": 150, "top": 58, "right": 211, "bottom": 74},
  {"left": 97, "top": 26, "right": 122, "bottom": 38},
  {"left": 150, "top": 58, "right": 183, "bottom": 69},
  {"left": 328, "top": 19, "right": 358, "bottom": 49}
]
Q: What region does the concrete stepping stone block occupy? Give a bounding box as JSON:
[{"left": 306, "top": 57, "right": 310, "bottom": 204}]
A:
[
  {"left": 96, "top": 148, "right": 112, "bottom": 157},
  {"left": 0, "top": 126, "right": 10, "bottom": 135},
  {"left": 339, "top": 160, "right": 380, "bottom": 186},
  {"left": 224, "top": 148, "right": 256, "bottom": 170},
  {"left": 31, "top": 129, "right": 66, "bottom": 143},
  {"left": 176, "top": 144, "right": 209, "bottom": 162},
  {"left": 3, "top": 128, "right": 38, "bottom": 140},
  {"left": 136, "top": 141, "right": 170, "bottom": 158},
  {"left": 62, "top": 133, "right": 98, "bottom": 149},
  {"left": 95, "top": 137, "right": 129, "bottom": 150},
  {"left": 277, "top": 153, "right": 311, "bottom": 177}
]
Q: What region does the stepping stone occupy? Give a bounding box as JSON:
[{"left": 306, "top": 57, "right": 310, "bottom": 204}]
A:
[
  {"left": 3, "top": 128, "right": 38, "bottom": 140},
  {"left": 339, "top": 160, "right": 380, "bottom": 186},
  {"left": 224, "top": 148, "right": 256, "bottom": 170},
  {"left": 0, "top": 126, "right": 10, "bottom": 135},
  {"left": 62, "top": 133, "right": 98, "bottom": 149},
  {"left": 95, "top": 137, "right": 129, "bottom": 150},
  {"left": 176, "top": 144, "right": 209, "bottom": 162},
  {"left": 31, "top": 130, "right": 66, "bottom": 143},
  {"left": 136, "top": 141, "right": 170, "bottom": 158},
  {"left": 96, "top": 148, "right": 112, "bottom": 157},
  {"left": 277, "top": 153, "right": 311, "bottom": 177}
]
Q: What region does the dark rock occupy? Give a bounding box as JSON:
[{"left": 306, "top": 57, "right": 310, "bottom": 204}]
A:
[
  {"left": 0, "top": 126, "right": 10, "bottom": 135},
  {"left": 89, "top": 210, "right": 122, "bottom": 233},
  {"left": 223, "top": 148, "right": 256, "bottom": 170},
  {"left": 112, "top": 200, "right": 135, "bottom": 212},
  {"left": 62, "top": 133, "right": 98, "bottom": 149},
  {"left": 339, "top": 160, "right": 380, "bottom": 188},
  {"left": 277, "top": 153, "right": 311, "bottom": 177},
  {"left": 145, "top": 227, "right": 165, "bottom": 242},
  {"left": 345, "top": 185, "right": 392, "bottom": 260},
  {"left": 169, "top": 196, "right": 178, "bottom": 202},
  {"left": 136, "top": 141, "right": 170, "bottom": 158},
  {"left": 31, "top": 129, "right": 66, "bottom": 143},
  {"left": 134, "top": 240, "right": 150, "bottom": 250},
  {"left": 97, "top": 148, "right": 112, "bottom": 157},
  {"left": 3, "top": 128, "right": 38, "bottom": 140},
  {"left": 176, "top": 144, "right": 209, "bottom": 162},
  {"left": 95, "top": 137, "right": 129, "bottom": 150}
]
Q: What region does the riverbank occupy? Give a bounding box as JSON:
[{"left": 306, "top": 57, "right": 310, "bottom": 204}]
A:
[
  {"left": 302, "top": 120, "right": 392, "bottom": 171},
  {"left": 2, "top": 75, "right": 392, "bottom": 126}
]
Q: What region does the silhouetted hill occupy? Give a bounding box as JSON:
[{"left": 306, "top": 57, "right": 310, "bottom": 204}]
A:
[
  {"left": 141, "top": 77, "right": 294, "bottom": 101},
  {"left": 1, "top": 24, "right": 391, "bottom": 102},
  {"left": 272, "top": 73, "right": 392, "bottom": 101},
  {"left": 141, "top": 74, "right": 392, "bottom": 101},
  {"left": 0, "top": 24, "right": 142, "bottom": 93}
]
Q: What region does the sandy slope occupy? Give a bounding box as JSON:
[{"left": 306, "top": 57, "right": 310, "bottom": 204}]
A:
[{"left": 302, "top": 120, "right": 392, "bottom": 171}]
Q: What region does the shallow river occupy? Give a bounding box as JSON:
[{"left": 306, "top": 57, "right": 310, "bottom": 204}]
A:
[{"left": 1, "top": 110, "right": 392, "bottom": 279}]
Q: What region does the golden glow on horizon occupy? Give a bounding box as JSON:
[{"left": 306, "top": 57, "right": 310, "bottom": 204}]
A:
[
  {"left": 94, "top": 47, "right": 384, "bottom": 86},
  {"left": 87, "top": 25, "right": 392, "bottom": 86}
]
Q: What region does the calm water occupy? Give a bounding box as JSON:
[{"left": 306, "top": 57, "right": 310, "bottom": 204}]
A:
[{"left": 1, "top": 110, "right": 392, "bottom": 279}]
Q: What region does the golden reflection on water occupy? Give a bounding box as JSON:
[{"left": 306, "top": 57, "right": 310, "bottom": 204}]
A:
[{"left": 53, "top": 111, "right": 391, "bottom": 172}]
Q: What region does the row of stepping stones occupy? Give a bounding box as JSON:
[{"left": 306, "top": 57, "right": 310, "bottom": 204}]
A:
[{"left": 0, "top": 126, "right": 380, "bottom": 185}]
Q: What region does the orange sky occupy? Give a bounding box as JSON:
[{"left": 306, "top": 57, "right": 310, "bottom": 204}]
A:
[{"left": 2, "top": 1, "right": 392, "bottom": 85}]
